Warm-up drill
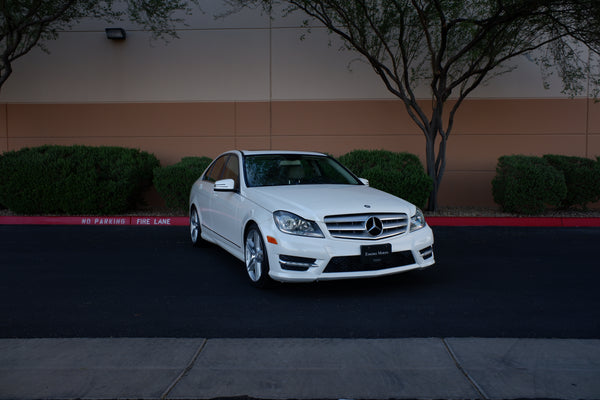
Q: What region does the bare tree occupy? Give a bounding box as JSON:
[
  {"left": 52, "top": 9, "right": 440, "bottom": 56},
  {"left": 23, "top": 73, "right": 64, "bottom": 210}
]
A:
[
  {"left": 226, "top": 0, "right": 600, "bottom": 210},
  {"left": 0, "top": 0, "right": 196, "bottom": 89}
]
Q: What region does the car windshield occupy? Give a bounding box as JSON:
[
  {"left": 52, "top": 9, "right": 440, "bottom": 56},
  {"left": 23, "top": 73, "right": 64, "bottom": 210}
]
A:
[{"left": 244, "top": 154, "right": 361, "bottom": 187}]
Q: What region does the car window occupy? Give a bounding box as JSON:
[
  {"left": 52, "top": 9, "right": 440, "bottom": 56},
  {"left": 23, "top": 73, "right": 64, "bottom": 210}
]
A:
[
  {"left": 203, "top": 155, "right": 228, "bottom": 183},
  {"left": 222, "top": 154, "right": 240, "bottom": 189},
  {"left": 244, "top": 154, "right": 361, "bottom": 187}
]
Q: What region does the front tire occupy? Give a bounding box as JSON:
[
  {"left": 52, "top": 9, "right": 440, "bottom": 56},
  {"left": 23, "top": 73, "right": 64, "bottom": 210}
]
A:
[
  {"left": 190, "top": 207, "right": 204, "bottom": 248},
  {"left": 244, "top": 225, "right": 272, "bottom": 288}
]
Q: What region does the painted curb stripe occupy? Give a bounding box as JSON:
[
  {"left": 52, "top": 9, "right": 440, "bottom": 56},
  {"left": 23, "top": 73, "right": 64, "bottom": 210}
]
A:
[
  {"left": 0, "top": 216, "right": 189, "bottom": 226},
  {"left": 426, "top": 216, "right": 600, "bottom": 227}
]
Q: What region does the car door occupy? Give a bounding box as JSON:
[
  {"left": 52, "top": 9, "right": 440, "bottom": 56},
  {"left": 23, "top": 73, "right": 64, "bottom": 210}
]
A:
[
  {"left": 200, "top": 155, "right": 228, "bottom": 232},
  {"left": 209, "top": 154, "right": 245, "bottom": 251}
]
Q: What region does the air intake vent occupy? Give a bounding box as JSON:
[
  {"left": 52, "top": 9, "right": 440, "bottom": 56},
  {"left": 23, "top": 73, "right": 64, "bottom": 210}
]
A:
[{"left": 324, "top": 250, "right": 415, "bottom": 273}]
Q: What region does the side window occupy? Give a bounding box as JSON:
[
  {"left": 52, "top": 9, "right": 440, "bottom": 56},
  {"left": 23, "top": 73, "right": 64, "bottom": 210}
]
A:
[
  {"left": 222, "top": 155, "right": 240, "bottom": 189},
  {"left": 203, "top": 155, "right": 227, "bottom": 183}
]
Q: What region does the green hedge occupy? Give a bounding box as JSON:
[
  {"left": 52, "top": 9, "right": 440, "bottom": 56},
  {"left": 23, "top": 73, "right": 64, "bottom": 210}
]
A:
[
  {"left": 338, "top": 149, "right": 432, "bottom": 208},
  {"left": 492, "top": 155, "right": 567, "bottom": 215},
  {"left": 153, "top": 156, "right": 212, "bottom": 211},
  {"left": 542, "top": 154, "right": 600, "bottom": 209},
  {"left": 0, "top": 145, "right": 159, "bottom": 214}
]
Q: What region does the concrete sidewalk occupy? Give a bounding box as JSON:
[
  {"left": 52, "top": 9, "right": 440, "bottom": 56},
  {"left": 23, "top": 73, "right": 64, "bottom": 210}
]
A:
[{"left": 1, "top": 338, "right": 599, "bottom": 400}]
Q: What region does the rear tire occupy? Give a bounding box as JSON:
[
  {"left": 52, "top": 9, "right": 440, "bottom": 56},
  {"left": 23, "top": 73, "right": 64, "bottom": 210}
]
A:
[{"left": 244, "top": 225, "right": 272, "bottom": 288}]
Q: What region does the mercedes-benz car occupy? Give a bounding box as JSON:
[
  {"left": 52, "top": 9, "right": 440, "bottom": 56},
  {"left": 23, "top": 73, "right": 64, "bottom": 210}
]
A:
[{"left": 189, "top": 150, "right": 435, "bottom": 287}]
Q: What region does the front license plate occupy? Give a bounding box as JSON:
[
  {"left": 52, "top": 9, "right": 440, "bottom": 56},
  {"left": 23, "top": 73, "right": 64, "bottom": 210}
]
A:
[{"left": 360, "top": 243, "right": 392, "bottom": 265}]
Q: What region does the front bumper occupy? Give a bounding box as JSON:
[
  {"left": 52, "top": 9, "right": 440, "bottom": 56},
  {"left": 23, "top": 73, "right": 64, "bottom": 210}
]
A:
[{"left": 264, "top": 224, "right": 435, "bottom": 283}]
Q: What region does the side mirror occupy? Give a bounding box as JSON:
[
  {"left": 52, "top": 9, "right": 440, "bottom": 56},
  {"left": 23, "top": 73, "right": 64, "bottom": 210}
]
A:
[
  {"left": 214, "top": 178, "right": 235, "bottom": 192},
  {"left": 359, "top": 178, "right": 369, "bottom": 186}
]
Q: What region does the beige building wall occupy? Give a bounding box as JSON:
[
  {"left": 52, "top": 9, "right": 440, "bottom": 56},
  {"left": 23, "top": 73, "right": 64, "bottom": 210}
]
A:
[
  {"left": 0, "top": 104, "right": 7, "bottom": 154},
  {"left": 1, "top": 4, "right": 599, "bottom": 208},
  {"left": 2, "top": 99, "right": 598, "bottom": 207}
]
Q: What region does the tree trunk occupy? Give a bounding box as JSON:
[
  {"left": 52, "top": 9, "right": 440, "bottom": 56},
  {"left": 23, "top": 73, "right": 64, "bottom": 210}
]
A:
[
  {"left": 424, "top": 123, "right": 448, "bottom": 212},
  {"left": 425, "top": 134, "right": 438, "bottom": 211}
]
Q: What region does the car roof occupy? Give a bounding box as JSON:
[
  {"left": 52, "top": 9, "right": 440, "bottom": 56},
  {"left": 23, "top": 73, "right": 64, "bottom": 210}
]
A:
[{"left": 240, "top": 150, "right": 327, "bottom": 157}]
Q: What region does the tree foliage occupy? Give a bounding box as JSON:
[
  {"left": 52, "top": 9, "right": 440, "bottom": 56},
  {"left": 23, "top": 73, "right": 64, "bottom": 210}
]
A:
[
  {"left": 226, "top": 0, "right": 600, "bottom": 210},
  {"left": 0, "top": 0, "right": 196, "bottom": 89}
]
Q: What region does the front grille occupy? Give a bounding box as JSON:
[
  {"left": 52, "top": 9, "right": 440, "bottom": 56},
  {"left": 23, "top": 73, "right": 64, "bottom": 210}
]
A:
[
  {"left": 324, "top": 251, "right": 415, "bottom": 273},
  {"left": 324, "top": 213, "right": 408, "bottom": 240}
]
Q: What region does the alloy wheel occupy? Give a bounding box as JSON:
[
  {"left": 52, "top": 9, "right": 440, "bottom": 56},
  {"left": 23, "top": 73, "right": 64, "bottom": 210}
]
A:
[
  {"left": 190, "top": 208, "right": 200, "bottom": 245},
  {"left": 245, "top": 228, "right": 264, "bottom": 282}
]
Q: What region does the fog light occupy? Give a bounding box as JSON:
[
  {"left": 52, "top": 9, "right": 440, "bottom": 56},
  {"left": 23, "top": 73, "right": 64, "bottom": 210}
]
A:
[
  {"left": 419, "top": 246, "right": 433, "bottom": 260},
  {"left": 279, "top": 255, "right": 317, "bottom": 271}
]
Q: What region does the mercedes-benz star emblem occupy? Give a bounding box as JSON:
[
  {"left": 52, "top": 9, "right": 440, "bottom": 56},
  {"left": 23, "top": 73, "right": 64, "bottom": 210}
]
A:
[{"left": 365, "top": 216, "right": 383, "bottom": 236}]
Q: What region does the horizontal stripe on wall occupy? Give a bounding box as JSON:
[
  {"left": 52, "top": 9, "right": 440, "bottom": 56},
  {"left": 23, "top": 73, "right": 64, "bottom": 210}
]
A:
[{"left": 1, "top": 98, "right": 599, "bottom": 207}]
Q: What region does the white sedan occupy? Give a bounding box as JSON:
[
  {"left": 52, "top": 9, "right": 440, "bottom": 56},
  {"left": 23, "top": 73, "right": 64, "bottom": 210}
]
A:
[{"left": 189, "top": 150, "right": 435, "bottom": 287}]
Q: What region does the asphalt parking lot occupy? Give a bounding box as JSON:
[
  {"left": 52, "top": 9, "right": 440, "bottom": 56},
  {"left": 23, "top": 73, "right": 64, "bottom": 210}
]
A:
[
  {"left": 1, "top": 224, "right": 599, "bottom": 400},
  {"left": 1, "top": 225, "right": 599, "bottom": 339}
]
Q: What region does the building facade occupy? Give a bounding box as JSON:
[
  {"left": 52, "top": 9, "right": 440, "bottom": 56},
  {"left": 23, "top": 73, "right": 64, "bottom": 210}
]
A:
[{"left": 1, "top": 4, "right": 599, "bottom": 207}]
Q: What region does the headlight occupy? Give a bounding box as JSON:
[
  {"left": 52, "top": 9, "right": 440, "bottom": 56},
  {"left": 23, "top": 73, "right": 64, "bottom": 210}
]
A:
[
  {"left": 410, "top": 208, "right": 426, "bottom": 232},
  {"left": 273, "top": 211, "right": 324, "bottom": 238}
]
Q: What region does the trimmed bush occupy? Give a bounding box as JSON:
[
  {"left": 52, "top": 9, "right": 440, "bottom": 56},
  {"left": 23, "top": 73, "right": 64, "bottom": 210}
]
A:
[
  {"left": 543, "top": 154, "right": 600, "bottom": 209},
  {"left": 153, "top": 156, "right": 212, "bottom": 211},
  {"left": 492, "top": 155, "right": 567, "bottom": 215},
  {"left": 338, "top": 149, "right": 432, "bottom": 208},
  {"left": 0, "top": 145, "right": 159, "bottom": 214}
]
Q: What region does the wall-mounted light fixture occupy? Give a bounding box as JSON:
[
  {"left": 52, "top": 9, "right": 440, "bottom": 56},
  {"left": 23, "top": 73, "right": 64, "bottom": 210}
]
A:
[{"left": 105, "top": 28, "right": 126, "bottom": 40}]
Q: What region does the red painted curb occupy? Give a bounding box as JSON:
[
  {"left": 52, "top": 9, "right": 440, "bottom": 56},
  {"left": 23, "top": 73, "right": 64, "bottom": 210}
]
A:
[
  {"left": 1, "top": 216, "right": 599, "bottom": 227},
  {"left": 426, "top": 216, "right": 600, "bottom": 227},
  {"left": 0, "top": 216, "right": 189, "bottom": 226},
  {"left": 130, "top": 216, "right": 188, "bottom": 226}
]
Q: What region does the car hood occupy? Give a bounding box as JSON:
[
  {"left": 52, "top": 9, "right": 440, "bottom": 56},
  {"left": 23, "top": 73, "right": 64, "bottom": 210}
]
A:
[{"left": 244, "top": 184, "right": 416, "bottom": 221}]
